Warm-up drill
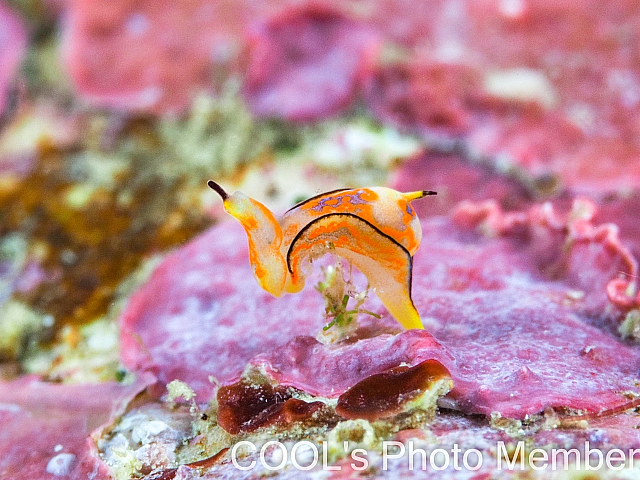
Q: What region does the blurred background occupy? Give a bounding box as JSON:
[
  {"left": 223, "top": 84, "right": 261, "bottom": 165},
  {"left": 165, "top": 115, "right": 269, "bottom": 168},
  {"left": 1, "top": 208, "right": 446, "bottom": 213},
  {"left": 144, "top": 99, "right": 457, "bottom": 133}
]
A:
[{"left": 1, "top": 0, "right": 640, "bottom": 382}]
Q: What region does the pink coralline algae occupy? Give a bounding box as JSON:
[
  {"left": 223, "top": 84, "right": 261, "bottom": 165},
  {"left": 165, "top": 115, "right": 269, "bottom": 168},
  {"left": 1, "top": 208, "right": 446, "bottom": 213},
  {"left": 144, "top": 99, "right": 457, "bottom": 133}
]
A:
[
  {"left": 389, "top": 152, "right": 532, "bottom": 219},
  {"left": 119, "top": 220, "right": 326, "bottom": 399},
  {"left": 242, "top": 6, "right": 379, "bottom": 121},
  {"left": 0, "top": 2, "right": 26, "bottom": 117},
  {"left": 62, "top": 1, "right": 379, "bottom": 118},
  {"left": 60, "top": 0, "right": 640, "bottom": 197},
  {"left": 63, "top": 0, "right": 267, "bottom": 114},
  {"left": 453, "top": 197, "right": 639, "bottom": 311},
  {"left": 0, "top": 374, "right": 153, "bottom": 480},
  {"left": 120, "top": 194, "right": 640, "bottom": 419},
  {"left": 365, "top": 61, "right": 482, "bottom": 136},
  {"left": 363, "top": 0, "right": 640, "bottom": 195}
]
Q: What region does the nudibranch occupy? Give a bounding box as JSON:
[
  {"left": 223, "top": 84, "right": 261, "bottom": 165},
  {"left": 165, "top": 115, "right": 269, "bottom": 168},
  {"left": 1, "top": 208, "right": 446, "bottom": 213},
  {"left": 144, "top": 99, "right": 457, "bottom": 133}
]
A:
[{"left": 208, "top": 181, "right": 435, "bottom": 330}]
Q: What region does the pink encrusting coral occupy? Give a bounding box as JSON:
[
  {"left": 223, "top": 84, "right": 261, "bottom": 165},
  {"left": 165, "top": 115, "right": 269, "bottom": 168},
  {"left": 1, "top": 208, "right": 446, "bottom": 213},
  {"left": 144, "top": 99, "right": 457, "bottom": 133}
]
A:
[
  {"left": 251, "top": 331, "right": 452, "bottom": 398},
  {"left": 0, "top": 2, "right": 26, "bottom": 117},
  {"left": 242, "top": 6, "right": 380, "bottom": 121},
  {"left": 119, "top": 195, "right": 640, "bottom": 419},
  {"left": 60, "top": 0, "right": 640, "bottom": 196}
]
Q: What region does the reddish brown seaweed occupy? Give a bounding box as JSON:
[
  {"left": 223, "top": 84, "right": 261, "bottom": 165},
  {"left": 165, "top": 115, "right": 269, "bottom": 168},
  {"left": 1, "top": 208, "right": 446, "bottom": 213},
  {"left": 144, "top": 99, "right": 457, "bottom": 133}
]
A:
[
  {"left": 217, "top": 379, "right": 324, "bottom": 434},
  {"left": 336, "top": 360, "right": 451, "bottom": 421}
]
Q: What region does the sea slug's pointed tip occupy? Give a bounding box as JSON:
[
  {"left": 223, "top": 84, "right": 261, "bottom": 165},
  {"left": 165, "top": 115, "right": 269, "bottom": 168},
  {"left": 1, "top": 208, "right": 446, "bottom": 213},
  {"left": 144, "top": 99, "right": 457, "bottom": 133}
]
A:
[
  {"left": 404, "top": 190, "right": 437, "bottom": 201},
  {"left": 207, "top": 180, "right": 228, "bottom": 201}
]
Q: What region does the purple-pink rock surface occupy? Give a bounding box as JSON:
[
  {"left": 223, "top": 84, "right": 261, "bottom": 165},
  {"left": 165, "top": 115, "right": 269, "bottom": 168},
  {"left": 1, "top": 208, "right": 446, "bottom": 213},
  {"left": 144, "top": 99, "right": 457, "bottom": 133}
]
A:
[
  {"left": 0, "top": 374, "right": 152, "bottom": 480},
  {"left": 63, "top": 0, "right": 265, "bottom": 114},
  {"left": 59, "top": 0, "right": 640, "bottom": 197},
  {"left": 242, "top": 6, "right": 379, "bottom": 121},
  {"left": 119, "top": 221, "right": 327, "bottom": 399},
  {"left": 363, "top": 0, "right": 640, "bottom": 195},
  {"left": 119, "top": 193, "right": 640, "bottom": 419}
]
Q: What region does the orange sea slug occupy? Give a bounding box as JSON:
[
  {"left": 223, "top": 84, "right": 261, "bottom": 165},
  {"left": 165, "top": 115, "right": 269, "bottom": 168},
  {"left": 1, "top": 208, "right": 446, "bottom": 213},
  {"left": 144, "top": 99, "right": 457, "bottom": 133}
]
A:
[{"left": 208, "top": 181, "right": 435, "bottom": 330}]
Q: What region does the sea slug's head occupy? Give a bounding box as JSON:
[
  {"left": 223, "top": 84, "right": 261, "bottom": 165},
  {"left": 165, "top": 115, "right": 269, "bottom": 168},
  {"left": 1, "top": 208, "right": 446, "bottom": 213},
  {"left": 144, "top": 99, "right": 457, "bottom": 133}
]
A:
[{"left": 208, "top": 181, "right": 287, "bottom": 297}]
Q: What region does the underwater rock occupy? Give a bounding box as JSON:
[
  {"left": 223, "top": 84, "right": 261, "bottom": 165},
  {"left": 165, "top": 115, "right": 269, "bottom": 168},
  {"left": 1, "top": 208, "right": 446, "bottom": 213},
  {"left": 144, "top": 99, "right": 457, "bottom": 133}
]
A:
[
  {"left": 413, "top": 209, "right": 640, "bottom": 418},
  {"left": 0, "top": 373, "right": 153, "bottom": 480},
  {"left": 364, "top": 0, "right": 640, "bottom": 196},
  {"left": 63, "top": 0, "right": 376, "bottom": 117},
  {"left": 452, "top": 197, "right": 639, "bottom": 312},
  {"left": 0, "top": 2, "right": 26, "bottom": 117},
  {"left": 242, "top": 5, "right": 379, "bottom": 121},
  {"left": 365, "top": 60, "right": 481, "bottom": 136},
  {"left": 120, "top": 200, "right": 640, "bottom": 418},
  {"left": 63, "top": 0, "right": 269, "bottom": 114},
  {"left": 390, "top": 152, "right": 532, "bottom": 219},
  {"left": 119, "top": 220, "right": 327, "bottom": 400},
  {"left": 252, "top": 331, "right": 452, "bottom": 398},
  {"left": 62, "top": 0, "right": 640, "bottom": 197}
]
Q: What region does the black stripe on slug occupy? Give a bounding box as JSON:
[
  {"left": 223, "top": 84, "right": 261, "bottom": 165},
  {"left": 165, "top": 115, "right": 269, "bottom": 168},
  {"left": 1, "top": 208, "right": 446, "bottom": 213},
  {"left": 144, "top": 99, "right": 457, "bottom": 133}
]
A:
[{"left": 285, "top": 188, "right": 353, "bottom": 213}]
